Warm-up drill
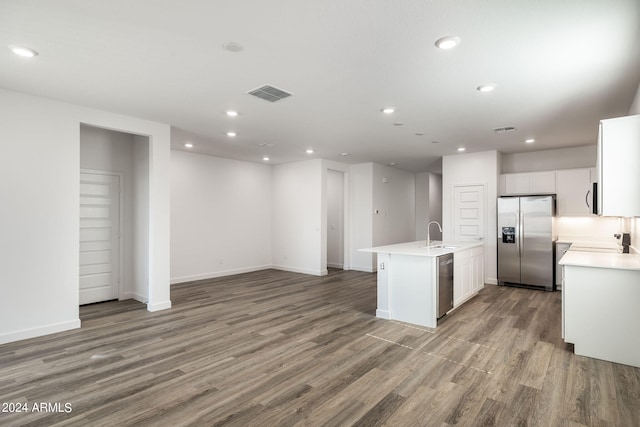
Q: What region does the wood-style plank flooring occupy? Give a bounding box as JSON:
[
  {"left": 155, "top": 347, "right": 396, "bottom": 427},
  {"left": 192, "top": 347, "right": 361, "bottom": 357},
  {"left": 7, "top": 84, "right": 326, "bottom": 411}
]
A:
[{"left": 1, "top": 269, "right": 639, "bottom": 426}]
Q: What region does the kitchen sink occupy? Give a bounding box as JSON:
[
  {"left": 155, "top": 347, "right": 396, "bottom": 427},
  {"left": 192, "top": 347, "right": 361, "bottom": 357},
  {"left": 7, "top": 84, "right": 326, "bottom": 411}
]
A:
[{"left": 422, "top": 244, "right": 460, "bottom": 250}]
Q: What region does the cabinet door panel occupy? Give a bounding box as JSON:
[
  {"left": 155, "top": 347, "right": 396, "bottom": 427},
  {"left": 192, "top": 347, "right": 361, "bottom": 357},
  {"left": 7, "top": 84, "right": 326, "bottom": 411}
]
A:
[
  {"left": 529, "top": 171, "right": 556, "bottom": 194},
  {"left": 504, "top": 174, "right": 530, "bottom": 195},
  {"left": 556, "top": 169, "right": 591, "bottom": 216}
]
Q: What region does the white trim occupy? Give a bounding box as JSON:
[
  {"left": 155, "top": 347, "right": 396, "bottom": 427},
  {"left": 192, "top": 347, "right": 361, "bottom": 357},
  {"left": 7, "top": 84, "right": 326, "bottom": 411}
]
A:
[
  {"left": 272, "top": 265, "right": 328, "bottom": 276},
  {"left": 120, "top": 292, "right": 147, "bottom": 303},
  {"left": 0, "top": 319, "right": 81, "bottom": 345},
  {"left": 376, "top": 309, "right": 391, "bottom": 319},
  {"left": 170, "top": 265, "right": 273, "bottom": 284},
  {"left": 485, "top": 278, "right": 498, "bottom": 285},
  {"left": 350, "top": 265, "right": 377, "bottom": 273},
  {"left": 147, "top": 300, "right": 172, "bottom": 311},
  {"left": 327, "top": 263, "right": 344, "bottom": 269}
]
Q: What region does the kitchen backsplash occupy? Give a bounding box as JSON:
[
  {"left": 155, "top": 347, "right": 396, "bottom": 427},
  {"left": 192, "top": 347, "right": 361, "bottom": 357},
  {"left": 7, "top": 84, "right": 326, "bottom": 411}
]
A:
[{"left": 555, "top": 216, "right": 626, "bottom": 245}]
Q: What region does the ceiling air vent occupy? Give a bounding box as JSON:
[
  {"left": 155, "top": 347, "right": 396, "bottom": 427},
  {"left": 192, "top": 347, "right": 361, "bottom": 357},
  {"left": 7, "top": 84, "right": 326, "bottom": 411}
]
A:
[
  {"left": 493, "top": 126, "right": 517, "bottom": 133},
  {"left": 247, "top": 85, "right": 293, "bottom": 102}
]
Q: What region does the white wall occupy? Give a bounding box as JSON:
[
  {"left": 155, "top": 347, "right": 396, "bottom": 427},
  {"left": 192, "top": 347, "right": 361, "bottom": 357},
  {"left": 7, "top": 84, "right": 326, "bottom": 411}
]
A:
[
  {"left": 429, "top": 174, "right": 443, "bottom": 237},
  {"left": 326, "top": 169, "right": 344, "bottom": 269},
  {"left": 0, "top": 88, "right": 171, "bottom": 344},
  {"left": 502, "top": 145, "right": 596, "bottom": 173},
  {"left": 349, "top": 163, "right": 375, "bottom": 272},
  {"left": 348, "top": 162, "right": 416, "bottom": 272},
  {"left": 372, "top": 163, "right": 415, "bottom": 246},
  {"left": 272, "top": 159, "right": 324, "bottom": 275},
  {"left": 132, "top": 136, "right": 150, "bottom": 300},
  {"left": 170, "top": 150, "right": 272, "bottom": 283},
  {"left": 556, "top": 217, "right": 624, "bottom": 243},
  {"left": 443, "top": 150, "right": 500, "bottom": 285},
  {"left": 415, "top": 172, "right": 442, "bottom": 241}
]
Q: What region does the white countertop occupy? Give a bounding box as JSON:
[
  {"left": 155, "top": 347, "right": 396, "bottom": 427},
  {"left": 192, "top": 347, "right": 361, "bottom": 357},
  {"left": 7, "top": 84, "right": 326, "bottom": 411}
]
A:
[
  {"left": 359, "top": 240, "right": 483, "bottom": 257},
  {"left": 559, "top": 251, "right": 640, "bottom": 270}
]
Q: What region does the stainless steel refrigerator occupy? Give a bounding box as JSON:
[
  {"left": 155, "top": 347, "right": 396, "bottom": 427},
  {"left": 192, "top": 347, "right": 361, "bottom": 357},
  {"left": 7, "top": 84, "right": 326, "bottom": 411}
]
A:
[{"left": 497, "top": 195, "right": 556, "bottom": 291}]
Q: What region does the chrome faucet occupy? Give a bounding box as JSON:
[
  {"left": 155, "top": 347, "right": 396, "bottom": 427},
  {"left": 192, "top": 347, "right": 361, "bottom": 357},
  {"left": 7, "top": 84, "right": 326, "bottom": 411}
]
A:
[{"left": 427, "top": 221, "right": 443, "bottom": 247}]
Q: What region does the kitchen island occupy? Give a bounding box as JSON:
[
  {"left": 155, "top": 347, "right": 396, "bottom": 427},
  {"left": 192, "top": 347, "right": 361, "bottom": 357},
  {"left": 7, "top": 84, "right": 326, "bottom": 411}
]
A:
[
  {"left": 560, "top": 250, "right": 640, "bottom": 368},
  {"left": 360, "top": 241, "right": 484, "bottom": 328}
]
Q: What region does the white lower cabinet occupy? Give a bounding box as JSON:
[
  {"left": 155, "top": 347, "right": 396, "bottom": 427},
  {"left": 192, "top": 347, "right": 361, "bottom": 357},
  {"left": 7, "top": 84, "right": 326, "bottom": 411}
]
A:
[
  {"left": 454, "top": 245, "right": 484, "bottom": 307},
  {"left": 564, "top": 264, "right": 640, "bottom": 367}
]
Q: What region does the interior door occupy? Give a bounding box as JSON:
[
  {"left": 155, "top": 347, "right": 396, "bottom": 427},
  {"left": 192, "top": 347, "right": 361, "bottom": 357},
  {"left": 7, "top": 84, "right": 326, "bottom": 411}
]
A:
[
  {"left": 453, "top": 185, "right": 485, "bottom": 243},
  {"left": 497, "top": 197, "right": 520, "bottom": 284},
  {"left": 79, "top": 172, "right": 120, "bottom": 305},
  {"left": 520, "top": 196, "right": 554, "bottom": 287}
]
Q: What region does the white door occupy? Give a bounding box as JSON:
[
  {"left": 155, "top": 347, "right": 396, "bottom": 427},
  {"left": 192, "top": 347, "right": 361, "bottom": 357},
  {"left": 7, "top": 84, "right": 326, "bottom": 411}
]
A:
[
  {"left": 453, "top": 185, "right": 485, "bottom": 243},
  {"left": 79, "top": 172, "right": 121, "bottom": 305}
]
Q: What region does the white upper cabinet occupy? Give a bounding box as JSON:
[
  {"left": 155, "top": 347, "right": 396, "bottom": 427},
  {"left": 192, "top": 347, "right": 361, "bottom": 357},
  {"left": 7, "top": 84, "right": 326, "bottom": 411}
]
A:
[
  {"left": 556, "top": 168, "right": 593, "bottom": 216},
  {"left": 597, "top": 114, "right": 640, "bottom": 217},
  {"left": 500, "top": 171, "right": 556, "bottom": 195}
]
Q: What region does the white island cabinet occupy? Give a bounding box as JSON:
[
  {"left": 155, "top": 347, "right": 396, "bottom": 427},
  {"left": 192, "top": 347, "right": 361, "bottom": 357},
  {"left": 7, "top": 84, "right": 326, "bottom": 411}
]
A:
[
  {"left": 560, "top": 251, "right": 640, "bottom": 368},
  {"left": 360, "top": 241, "right": 484, "bottom": 328}
]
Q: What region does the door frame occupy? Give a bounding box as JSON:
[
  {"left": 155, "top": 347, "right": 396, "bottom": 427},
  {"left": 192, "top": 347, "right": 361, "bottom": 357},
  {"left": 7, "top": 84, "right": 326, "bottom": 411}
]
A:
[
  {"left": 80, "top": 168, "right": 124, "bottom": 302},
  {"left": 321, "top": 165, "right": 351, "bottom": 274}
]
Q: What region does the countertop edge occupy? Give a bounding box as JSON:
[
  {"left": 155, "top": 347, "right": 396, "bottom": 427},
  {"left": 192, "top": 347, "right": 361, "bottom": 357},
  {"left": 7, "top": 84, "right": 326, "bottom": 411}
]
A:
[
  {"left": 359, "top": 240, "right": 484, "bottom": 257},
  {"left": 559, "top": 251, "right": 640, "bottom": 271}
]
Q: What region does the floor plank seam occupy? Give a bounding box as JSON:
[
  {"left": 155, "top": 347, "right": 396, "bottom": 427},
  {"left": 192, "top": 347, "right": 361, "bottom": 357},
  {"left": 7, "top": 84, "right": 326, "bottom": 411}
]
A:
[
  {"left": 389, "top": 320, "right": 501, "bottom": 351},
  {"left": 424, "top": 352, "right": 493, "bottom": 375},
  {"left": 364, "top": 334, "right": 414, "bottom": 350}
]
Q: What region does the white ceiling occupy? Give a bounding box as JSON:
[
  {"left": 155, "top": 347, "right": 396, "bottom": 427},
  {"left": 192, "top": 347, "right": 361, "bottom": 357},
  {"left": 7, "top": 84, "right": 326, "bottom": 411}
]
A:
[{"left": 1, "top": 0, "right": 639, "bottom": 172}]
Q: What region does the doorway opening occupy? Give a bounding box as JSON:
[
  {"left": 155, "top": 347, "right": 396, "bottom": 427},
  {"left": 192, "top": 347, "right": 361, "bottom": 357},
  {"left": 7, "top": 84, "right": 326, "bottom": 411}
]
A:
[
  {"left": 327, "top": 169, "right": 346, "bottom": 273},
  {"left": 79, "top": 125, "right": 150, "bottom": 305}
]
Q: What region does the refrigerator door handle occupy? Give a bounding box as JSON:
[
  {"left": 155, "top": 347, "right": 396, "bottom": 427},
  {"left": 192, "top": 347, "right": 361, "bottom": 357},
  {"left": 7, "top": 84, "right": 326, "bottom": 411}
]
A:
[{"left": 519, "top": 211, "right": 524, "bottom": 257}]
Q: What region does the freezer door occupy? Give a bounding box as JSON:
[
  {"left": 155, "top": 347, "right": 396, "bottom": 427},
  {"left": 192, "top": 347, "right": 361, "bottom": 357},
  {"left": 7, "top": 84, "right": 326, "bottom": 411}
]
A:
[
  {"left": 520, "top": 196, "right": 554, "bottom": 288},
  {"left": 497, "top": 197, "right": 520, "bottom": 284}
]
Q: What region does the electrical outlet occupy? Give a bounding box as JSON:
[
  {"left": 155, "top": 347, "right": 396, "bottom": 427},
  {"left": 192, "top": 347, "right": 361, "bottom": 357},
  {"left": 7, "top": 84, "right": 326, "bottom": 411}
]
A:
[
  {"left": 380, "top": 262, "right": 385, "bottom": 270},
  {"left": 219, "top": 258, "right": 223, "bottom": 264}
]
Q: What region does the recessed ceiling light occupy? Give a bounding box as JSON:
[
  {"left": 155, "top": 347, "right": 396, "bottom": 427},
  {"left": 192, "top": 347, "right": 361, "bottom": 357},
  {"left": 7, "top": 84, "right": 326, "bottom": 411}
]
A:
[
  {"left": 435, "top": 36, "right": 461, "bottom": 50},
  {"left": 262, "top": 156, "right": 270, "bottom": 161},
  {"left": 431, "top": 140, "right": 440, "bottom": 144},
  {"left": 389, "top": 162, "right": 396, "bottom": 166},
  {"left": 477, "top": 84, "right": 496, "bottom": 92},
  {"left": 226, "top": 110, "right": 238, "bottom": 117},
  {"left": 184, "top": 143, "right": 193, "bottom": 148},
  {"left": 382, "top": 107, "right": 395, "bottom": 114},
  {"left": 9, "top": 45, "right": 38, "bottom": 57},
  {"left": 222, "top": 42, "right": 243, "bottom": 52},
  {"left": 393, "top": 122, "right": 404, "bottom": 126},
  {"left": 415, "top": 132, "right": 424, "bottom": 136},
  {"left": 226, "top": 131, "right": 236, "bottom": 137},
  {"left": 340, "top": 152, "right": 349, "bottom": 157},
  {"left": 306, "top": 149, "right": 314, "bottom": 154},
  {"left": 525, "top": 138, "right": 535, "bottom": 144},
  {"left": 457, "top": 147, "right": 466, "bottom": 152}
]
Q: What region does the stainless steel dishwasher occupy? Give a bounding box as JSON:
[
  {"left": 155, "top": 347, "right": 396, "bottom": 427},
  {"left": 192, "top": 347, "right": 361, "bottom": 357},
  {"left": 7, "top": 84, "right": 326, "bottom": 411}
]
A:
[{"left": 436, "top": 253, "right": 454, "bottom": 319}]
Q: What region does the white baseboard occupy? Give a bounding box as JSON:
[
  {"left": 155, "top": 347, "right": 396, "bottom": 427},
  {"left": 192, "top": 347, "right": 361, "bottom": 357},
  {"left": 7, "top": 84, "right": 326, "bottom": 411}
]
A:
[
  {"left": 170, "top": 264, "right": 272, "bottom": 284},
  {"left": 147, "top": 300, "right": 172, "bottom": 312},
  {"left": 327, "top": 263, "right": 344, "bottom": 269},
  {"left": 0, "top": 319, "right": 81, "bottom": 345},
  {"left": 350, "top": 265, "right": 376, "bottom": 273},
  {"left": 272, "top": 265, "right": 327, "bottom": 276},
  {"left": 120, "top": 292, "right": 147, "bottom": 304},
  {"left": 376, "top": 309, "right": 391, "bottom": 319},
  {"left": 485, "top": 278, "right": 498, "bottom": 285}
]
